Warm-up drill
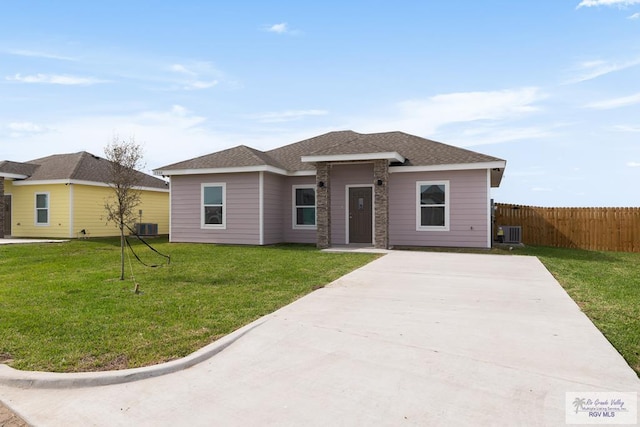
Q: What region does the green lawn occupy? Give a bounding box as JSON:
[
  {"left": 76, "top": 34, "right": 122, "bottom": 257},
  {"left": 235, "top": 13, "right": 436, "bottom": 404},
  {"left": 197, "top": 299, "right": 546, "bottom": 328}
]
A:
[{"left": 0, "top": 237, "right": 377, "bottom": 372}]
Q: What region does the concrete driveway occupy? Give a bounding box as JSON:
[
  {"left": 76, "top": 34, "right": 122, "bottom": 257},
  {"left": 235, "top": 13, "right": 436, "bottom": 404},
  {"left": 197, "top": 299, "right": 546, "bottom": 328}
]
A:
[
  {"left": 0, "top": 238, "right": 68, "bottom": 245},
  {"left": 1, "top": 251, "right": 638, "bottom": 426}
]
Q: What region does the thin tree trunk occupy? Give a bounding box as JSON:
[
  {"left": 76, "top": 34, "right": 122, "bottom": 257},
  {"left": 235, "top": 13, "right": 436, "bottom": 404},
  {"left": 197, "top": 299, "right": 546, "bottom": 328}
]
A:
[{"left": 120, "top": 222, "right": 125, "bottom": 281}]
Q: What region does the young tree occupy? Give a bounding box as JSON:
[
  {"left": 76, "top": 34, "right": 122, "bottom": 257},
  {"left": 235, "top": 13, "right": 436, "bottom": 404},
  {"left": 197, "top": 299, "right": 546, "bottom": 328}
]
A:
[{"left": 103, "top": 136, "right": 145, "bottom": 288}]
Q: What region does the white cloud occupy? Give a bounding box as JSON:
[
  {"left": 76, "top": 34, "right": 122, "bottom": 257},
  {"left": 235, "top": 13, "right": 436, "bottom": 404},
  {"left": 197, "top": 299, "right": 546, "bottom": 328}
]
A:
[
  {"left": 506, "top": 167, "right": 547, "bottom": 178},
  {"left": 254, "top": 109, "right": 328, "bottom": 123},
  {"left": 168, "top": 62, "right": 220, "bottom": 90},
  {"left": 6, "top": 121, "right": 49, "bottom": 138},
  {"left": 265, "top": 22, "right": 300, "bottom": 35},
  {"left": 8, "top": 122, "right": 45, "bottom": 132},
  {"left": 613, "top": 124, "right": 640, "bottom": 132},
  {"left": 0, "top": 105, "right": 216, "bottom": 169},
  {"left": 169, "top": 64, "right": 195, "bottom": 76},
  {"left": 577, "top": 0, "right": 640, "bottom": 7},
  {"left": 185, "top": 80, "right": 218, "bottom": 90},
  {"left": 452, "top": 126, "right": 554, "bottom": 147},
  {"left": 6, "top": 49, "right": 76, "bottom": 61},
  {"left": 267, "top": 23, "right": 289, "bottom": 34},
  {"left": 136, "top": 105, "right": 207, "bottom": 128},
  {"left": 5, "top": 73, "right": 107, "bottom": 85},
  {"left": 399, "top": 87, "right": 542, "bottom": 124},
  {"left": 627, "top": 161, "right": 640, "bottom": 167},
  {"left": 566, "top": 58, "right": 640, "bottom": 83},
  {"left": 396, "top": 88, "right": 537, "bottom": 127},
  {"left": 584, "top": 92, "right": 640, "bottom": 109},
  {"left": 346, "top": 87, "right": 548, "bottom": 146}
]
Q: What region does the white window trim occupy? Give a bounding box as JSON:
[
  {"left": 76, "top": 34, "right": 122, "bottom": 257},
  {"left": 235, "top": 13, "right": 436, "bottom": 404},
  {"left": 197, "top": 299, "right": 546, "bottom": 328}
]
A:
[
  {"left": 292, "top": 185, "right": 317, "bottom": 230},
  {"left": 201, "top": 183, "right": 226, "bottom": 229},
  {"left": 35, "top": 192, "right": 50, "bottom": 226},
  {"left": 416, "top": 180, "right": 450, "bottom": 232}
]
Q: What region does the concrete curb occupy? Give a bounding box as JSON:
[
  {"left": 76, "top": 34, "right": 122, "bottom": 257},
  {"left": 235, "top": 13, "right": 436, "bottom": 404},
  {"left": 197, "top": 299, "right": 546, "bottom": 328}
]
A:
[{"left": 0, "top": 317, "right": 268, "bottom": 389}]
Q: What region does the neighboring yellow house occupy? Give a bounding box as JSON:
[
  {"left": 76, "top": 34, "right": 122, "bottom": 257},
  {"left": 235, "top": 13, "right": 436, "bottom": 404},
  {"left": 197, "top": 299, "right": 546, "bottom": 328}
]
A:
[{"left": 0, "top": 152, "right": 169, "bottom": 239}]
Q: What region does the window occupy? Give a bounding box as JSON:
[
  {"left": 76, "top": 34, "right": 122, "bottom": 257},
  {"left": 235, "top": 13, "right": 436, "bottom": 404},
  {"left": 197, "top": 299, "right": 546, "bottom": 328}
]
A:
[
  {"left": 35, "top": 193, "right": 49, "bottom": 225},
  {"left": 202, "top": 183, "right": 225, "bottom": 228},
  {"left": 293, "top": 186, "right": 316, "bottom": 228},
  {"left": 416, "top": 181, "right": 449, "bottom": 231}
]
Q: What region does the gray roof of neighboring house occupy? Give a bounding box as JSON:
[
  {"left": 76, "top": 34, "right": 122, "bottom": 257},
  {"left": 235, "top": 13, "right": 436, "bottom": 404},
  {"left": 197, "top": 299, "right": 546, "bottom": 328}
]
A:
[
  {"left": 0, "top": 152, "right": 168, "bottom": 190},
  {"left": 157, "top": 130, "right": 505, "bottom": 173},
  {"left": 0, "top": 160, "right": 39, "bottom": 177}
]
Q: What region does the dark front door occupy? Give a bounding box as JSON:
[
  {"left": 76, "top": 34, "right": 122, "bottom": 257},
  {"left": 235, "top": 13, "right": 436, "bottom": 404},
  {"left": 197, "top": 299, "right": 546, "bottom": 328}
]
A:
[
  {"left": 348, "top": 187, "right": 372, "bottom": 244},
  {"left": 3, "top": 195, "right": 11, "bottom": 236}
]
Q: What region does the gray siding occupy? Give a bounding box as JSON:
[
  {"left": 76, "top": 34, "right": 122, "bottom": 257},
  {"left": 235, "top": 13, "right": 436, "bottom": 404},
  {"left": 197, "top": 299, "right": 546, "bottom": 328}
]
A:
[
  {"left": 389, "top": 170, "right": 489, "bottom": 248},
  {"left": 283, "top": 176, "right": 317, "bottom": 244},
  {"left": 170, "top": 173, "right": 260, "bottom": 244},
  {"left": 330, "top": 163, "right": 374, "bottom": 245},
  {"left": 263, "top": 172, "right": 284, "bottom": 245}
]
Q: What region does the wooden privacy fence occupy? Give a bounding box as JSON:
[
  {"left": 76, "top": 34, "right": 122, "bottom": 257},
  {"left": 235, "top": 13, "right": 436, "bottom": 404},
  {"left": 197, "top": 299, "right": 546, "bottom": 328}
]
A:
[{"left": 494, "top": 204, "right": 640, "bottom": 252}]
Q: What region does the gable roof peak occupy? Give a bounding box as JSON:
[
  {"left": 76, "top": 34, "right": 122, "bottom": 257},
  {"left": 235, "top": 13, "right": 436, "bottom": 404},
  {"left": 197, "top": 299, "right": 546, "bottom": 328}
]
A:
[{"left": 156, "top": 144, "right": 285, "bottom": 172}]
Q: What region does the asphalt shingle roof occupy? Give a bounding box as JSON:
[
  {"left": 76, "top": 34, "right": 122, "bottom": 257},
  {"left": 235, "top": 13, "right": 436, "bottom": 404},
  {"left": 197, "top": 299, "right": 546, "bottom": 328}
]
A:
[
  {"left": 1, "top": 152, "right": 168, "bottom": 190},
  {"left": 156, "top": 131, "right": 505, "bottom": 173},
  {"left": 157, "top": 145, "right": 286, "bottom": 171},
  {"left": 0, "top": 160, "right": 39, "bottom": 177}
]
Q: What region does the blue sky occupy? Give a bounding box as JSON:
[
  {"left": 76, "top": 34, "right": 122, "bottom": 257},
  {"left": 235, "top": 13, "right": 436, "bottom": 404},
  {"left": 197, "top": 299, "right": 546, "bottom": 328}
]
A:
[{"left": 1, "top": 0, "right": 639, "bottom": 207}]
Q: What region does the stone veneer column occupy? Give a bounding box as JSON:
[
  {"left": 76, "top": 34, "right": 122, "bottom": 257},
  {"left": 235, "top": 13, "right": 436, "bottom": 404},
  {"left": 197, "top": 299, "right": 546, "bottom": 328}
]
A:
[
  {"left": 373, "top": 160, "right": 389, "bottom": 249},
  {"left": 0, "top": 177, "right": 4, "bottom": 238},
  {"left": 316, "top": 162, "right": 331, "bottom": 249}
]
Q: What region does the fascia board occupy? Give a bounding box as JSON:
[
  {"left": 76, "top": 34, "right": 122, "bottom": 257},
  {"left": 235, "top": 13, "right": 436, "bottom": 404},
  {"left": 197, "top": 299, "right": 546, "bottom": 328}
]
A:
[
  {"left": 0, "top": 173, "right": 29, "bottom": 180},
  {"left": 389, "top": 160, "right": 506, "bottom": 173},
  {"left": 12, "top": 179, "right": 169, "bottom": 192},
  {"left": 153, "top": 165, "right": 289, "bottom": 177}
]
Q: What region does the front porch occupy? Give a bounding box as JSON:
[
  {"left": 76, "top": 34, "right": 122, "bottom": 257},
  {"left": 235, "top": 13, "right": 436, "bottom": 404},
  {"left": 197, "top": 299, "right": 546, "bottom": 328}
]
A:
[
  {"left": 320, "top": 243, "right": 392, "bottom": 254},
  {"left": 313, "top": 159, "right": 391, "bottom": 250}
]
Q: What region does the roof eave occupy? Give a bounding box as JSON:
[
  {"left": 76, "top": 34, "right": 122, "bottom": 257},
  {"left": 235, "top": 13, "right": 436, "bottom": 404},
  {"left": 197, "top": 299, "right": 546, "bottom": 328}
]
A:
[
  {"left": 390, "top": 160, "right": 506, "bottom": 187},
  {"left": 11, "top": 178, "right": 169, "bottom": 192},
  {"left": 490, "top": 163, "right": 506, "bottom": 188},
  {"left": 154, "top": 165, "right": 290, "bottom": 177},
  {"left": 0, "top": 173, "right": 29, "bottom": 180}
]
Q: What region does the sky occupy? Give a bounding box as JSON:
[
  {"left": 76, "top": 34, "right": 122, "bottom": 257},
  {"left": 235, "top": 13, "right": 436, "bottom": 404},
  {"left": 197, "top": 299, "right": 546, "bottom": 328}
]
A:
[{"left": 1, "top": 0, "right": 639, "bottom": 207}]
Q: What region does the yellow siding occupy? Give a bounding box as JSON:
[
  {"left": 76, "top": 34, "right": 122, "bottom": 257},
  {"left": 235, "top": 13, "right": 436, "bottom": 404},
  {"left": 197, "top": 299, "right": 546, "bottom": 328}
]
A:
[
  {"left": 135, "top": 190, "right": 170, "bottom": 235},
  {"left": 72, "top": 185, "right": 120, "bottom": 237},
  {"left": 73, "top": 185, "right": 169, "bottom": 238},
  {"left": 7, "top": 181, "right": 168, "bottom": 238},
  {"left": 9, "top": 183, "right": 71, "bottom": 238}
]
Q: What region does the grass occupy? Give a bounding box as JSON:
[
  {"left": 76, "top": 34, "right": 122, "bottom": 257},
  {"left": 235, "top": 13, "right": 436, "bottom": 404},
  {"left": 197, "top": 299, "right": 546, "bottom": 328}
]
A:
[{"left": 0, "top": 237, "right": 378, "bottom": 372}]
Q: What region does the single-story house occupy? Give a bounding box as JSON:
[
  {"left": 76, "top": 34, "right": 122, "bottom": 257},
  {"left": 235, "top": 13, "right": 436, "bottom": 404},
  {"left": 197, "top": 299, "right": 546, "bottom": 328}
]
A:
[
  {"left": 154, "top": 131, "right": 506, "bottom": 249},
  {"left": 0, "top": 151, "right": 169, "bottom": 239}
]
